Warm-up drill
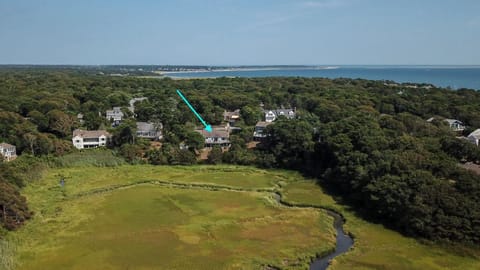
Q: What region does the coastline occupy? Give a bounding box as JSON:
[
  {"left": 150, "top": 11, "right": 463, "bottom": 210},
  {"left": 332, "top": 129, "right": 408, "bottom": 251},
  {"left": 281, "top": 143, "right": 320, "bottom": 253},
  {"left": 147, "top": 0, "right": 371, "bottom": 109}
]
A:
[
  {"left": 155, "top": 66, "right": 340, "bottom": 76},
  {"left": 153, "top": 66, "right": 480, "bottom": 89}
]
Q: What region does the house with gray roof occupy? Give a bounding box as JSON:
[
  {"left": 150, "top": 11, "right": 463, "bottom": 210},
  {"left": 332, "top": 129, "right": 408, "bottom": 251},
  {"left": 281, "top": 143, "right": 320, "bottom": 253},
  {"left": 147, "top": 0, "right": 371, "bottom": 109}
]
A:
[
  {"left": 444, "top": 119, "right": 465, "bottom": 131},
  {"left": 106, "top": 107, "right": 124, "bottom": 126},
  {"left": 195, "top": 126, "right": 231, "bottom": 148},
  {"left": 72, "top": 129, "right": 111, "bottom": 149},
  {"left": 253, "top": 121, "right": 272, "bottom": 141},
  {"left": 136, "top": 122, "right": 162, "bottom": 140},
  {"left": 467, "top": 129, "right": 480, "bottom": 146},
  {"left": 427, "top": 117, "right": 465, "bottom": 131}
]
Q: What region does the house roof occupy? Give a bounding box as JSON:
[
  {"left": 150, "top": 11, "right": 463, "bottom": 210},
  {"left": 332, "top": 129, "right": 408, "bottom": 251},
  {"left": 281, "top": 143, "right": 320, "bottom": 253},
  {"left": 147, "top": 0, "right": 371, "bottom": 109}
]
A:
[
  {"left": 106, "top": 107, "right": 123, "bottom": 114},
  {"left": 136, "top": 122, "right": 162, "bottom": 132},
  {"left": 427, "top": 117, "right": 464, "bottom": 125},
  {"left": 0, "top": 142, "right": 15, "bottom": 148},
  {"left": 195, "top": 127, "right": 230, "bottom": 138},
  {"left": 255, "top": 121, "right": 272, "bottom": 128},
  {"left": 445, "top": 119, "right": 463, "bottom": 125},
  {"left": 468, "top": 129, "right": 480, "bottom": 139},
  {"left": 73, "top": 129, "right": 111, "bottom": 138}
]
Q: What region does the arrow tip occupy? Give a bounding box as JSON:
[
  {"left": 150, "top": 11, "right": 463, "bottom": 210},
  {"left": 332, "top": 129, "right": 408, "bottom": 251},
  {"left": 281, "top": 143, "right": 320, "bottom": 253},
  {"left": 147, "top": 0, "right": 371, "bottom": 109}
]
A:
[{"left": 205, "top": 125, "right": 212, "bottom": 133}]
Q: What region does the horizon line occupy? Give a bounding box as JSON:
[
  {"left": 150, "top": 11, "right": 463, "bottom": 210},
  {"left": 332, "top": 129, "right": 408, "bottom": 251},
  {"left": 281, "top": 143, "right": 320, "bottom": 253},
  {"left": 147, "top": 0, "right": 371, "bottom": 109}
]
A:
[{"left": 0, "top": 64, "right": 480, "bottom": 67}]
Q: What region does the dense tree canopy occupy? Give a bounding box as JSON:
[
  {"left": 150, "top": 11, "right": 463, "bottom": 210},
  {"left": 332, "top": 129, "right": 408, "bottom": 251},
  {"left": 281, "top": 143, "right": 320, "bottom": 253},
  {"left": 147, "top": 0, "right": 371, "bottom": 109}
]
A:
[{"left": 0, "top": 68, "right": 479, "bottom": 244}]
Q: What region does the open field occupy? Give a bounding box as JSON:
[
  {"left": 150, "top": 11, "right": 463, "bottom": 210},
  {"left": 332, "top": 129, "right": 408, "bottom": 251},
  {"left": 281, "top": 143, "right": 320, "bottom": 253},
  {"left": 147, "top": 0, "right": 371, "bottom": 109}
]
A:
[
  {"left": 43, "top": 165, "right": 292, "bottom": 196},
  {"left": 282, "top": 181, "right": 480, "bottom": 270},
  {"left": 8, "top": 165, "right": 333, "bottom": 270},
  {"left": 4, "top": 165, "right": 480, "bottom": 269}
]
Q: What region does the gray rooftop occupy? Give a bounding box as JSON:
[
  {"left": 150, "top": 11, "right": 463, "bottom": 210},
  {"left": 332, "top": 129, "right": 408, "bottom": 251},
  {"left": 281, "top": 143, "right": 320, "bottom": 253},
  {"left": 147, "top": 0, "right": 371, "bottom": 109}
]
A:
[
  {"left": 73, "top": 129, "right": 111, "bottom": 138},
  {"left": 136, "top": 122, "right": 162, "bottom": 132},
  {"left": 468, "top": 129, "right": 480, "bottom": 139}
]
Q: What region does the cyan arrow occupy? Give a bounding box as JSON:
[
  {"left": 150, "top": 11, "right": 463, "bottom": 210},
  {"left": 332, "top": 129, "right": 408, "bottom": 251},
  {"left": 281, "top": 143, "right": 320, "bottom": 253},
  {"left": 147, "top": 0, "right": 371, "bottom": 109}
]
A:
[{"left": 176, "top": 89, "right": 212, "bottom": 132}]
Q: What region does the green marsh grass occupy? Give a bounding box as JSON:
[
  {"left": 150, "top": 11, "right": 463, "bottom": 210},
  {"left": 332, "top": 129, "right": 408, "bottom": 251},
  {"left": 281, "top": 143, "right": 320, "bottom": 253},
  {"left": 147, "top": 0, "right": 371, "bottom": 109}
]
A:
[
  {"left": 10, "top": 165, "right": 334, "bottom": 270},
  {"left": 6, "top": 165, "right": 479, "bottom": 269},
  {"left": 282, "top": 181, "right": 480, "bottom": 270}
]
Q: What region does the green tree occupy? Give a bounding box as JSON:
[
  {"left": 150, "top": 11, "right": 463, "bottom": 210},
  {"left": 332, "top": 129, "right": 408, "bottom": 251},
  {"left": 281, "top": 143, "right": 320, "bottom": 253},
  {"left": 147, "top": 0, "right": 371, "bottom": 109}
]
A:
[
  {"left": 146, "top": 149, "right": 168, "bottom": 165},
  {"left": 112, "top": 120, "right": 136, "bottom": 146},
  {"left": 240, "top": 105, "right": 262, "bottom": 126},
  {"left": 171, "top": 149, "right": 197, "bottom": 165},
  {"left": 0, "top": 181, "right": 32, "bottom": 230},
  {"left": 119, "top": 144, "right": 143, "bottom": 163},
  {"left": 263, "top": 119, "right": 314, "bottom": 169},
  {"left": 27, "top": 110, "right": 49, "bottom": 132},
  {"left": 207, "top": 146, "right": 223, "bottom": 164},
  {"left": 184, "top": 131, "right": 205, "bottom": 151},
  {"left": 46, "top": 110, "right": 75, "bottom": 137}
]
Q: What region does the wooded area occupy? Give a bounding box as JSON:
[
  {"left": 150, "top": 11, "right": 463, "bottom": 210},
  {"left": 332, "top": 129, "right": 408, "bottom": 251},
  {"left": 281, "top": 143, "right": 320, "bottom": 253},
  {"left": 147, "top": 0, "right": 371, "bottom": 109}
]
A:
[{"left": 0, "top": 68, "right": 479, "bottom": 244}]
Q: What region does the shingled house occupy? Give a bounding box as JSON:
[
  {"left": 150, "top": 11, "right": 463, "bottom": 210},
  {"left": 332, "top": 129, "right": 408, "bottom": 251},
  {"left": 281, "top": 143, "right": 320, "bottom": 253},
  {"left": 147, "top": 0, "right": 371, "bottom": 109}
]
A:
[
  {"left": 223, "top": 109, "right": 240, "bottom": 126},
  {"left": 136, "top": 122, "right": 162, "bottom": 140},
  {"left": 0, "top": 143, "right": 17, "bottom": 162},
  {"left": 195, "top": 126, "right": 231, "bottom": 148},
  {"left": 72, "top": 129, "right": 111, "bottom": 149},
  {"left": 253, "top": 121, "right": 272, "bottom": 141},
  {"left": 106, "top": 107, "right": 124, "bottom": 126}
]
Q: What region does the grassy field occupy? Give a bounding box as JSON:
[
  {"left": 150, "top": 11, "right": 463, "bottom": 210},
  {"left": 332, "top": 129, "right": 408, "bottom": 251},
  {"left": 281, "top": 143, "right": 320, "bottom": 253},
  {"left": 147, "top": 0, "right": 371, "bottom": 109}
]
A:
[
  {"left": 282, "top": 181, "right": 480, "bottom": 270},
  {"left": 5, "top": 164, "right": 480, "bottom": 269},
  {"left": 7, "top": 165, "right": 334, "bottom": 270}
]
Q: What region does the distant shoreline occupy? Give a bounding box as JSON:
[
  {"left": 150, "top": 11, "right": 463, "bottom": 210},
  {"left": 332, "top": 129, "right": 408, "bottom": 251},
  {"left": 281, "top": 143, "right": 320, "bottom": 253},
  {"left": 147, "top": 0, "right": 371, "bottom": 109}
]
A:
[
  {"left": 155, "top": 66, "right": 480, "bottom": 90},
  {"left": 155, "top": 66, "right": 340, "bottom": 76}
]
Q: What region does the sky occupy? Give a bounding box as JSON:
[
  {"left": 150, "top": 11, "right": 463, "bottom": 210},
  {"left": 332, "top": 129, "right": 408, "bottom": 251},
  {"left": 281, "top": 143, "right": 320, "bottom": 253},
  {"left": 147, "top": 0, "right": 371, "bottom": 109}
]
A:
[{"left": 0, "top": 0, "right": 479, "bottom": 65}]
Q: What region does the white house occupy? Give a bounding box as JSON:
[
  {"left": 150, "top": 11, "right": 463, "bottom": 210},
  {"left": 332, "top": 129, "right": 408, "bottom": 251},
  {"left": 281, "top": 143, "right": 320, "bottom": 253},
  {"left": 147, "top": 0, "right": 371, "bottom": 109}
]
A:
[
  {"left": 106, "top": 107, "right": 124, "bottom": 126},
  {"left": 72, "top": 129, "right": 111, "bottom": 149},
  {"left": 136, "top": 122, "right": 162, "bottom": 140},
  {"left": 0, "top": 143, "right": 17, "bottom": 162},
  {"left": 427, "top": 117, "right": 465, "bottom": 132},
  {"left": 467, "top": 129, "right": 480, "bottom": 146},
  {"left": 253, "top": 121, "right": 272, "bottom": 141},
  {"left": 195, "top": 126, "right": 231, "bottom": 148},
  {"left": 264, "top": 109, "right": 295, "bottom": 122},
  {"left": 444, "top": 119, "right": 465, "bottom": 131}
]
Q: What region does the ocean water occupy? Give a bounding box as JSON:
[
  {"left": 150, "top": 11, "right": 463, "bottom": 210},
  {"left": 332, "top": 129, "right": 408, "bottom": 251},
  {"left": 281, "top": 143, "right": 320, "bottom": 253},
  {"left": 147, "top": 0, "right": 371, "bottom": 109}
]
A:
[{"left": 165, "top": 66, "right": 480, "bottom": 90}]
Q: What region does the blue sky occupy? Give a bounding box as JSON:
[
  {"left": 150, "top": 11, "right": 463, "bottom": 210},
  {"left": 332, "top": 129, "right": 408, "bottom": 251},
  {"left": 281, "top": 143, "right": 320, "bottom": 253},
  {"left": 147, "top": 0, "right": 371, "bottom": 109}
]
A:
[{"left": 0, "top": 0, "right": 479, "bottom": 65}]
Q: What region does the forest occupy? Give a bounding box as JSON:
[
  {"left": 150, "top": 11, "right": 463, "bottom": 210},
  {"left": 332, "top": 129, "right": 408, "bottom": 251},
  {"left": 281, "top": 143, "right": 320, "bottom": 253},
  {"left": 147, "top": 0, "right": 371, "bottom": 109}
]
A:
[{"left": 0, "top": 68, "right": 479, "bottom": 245}]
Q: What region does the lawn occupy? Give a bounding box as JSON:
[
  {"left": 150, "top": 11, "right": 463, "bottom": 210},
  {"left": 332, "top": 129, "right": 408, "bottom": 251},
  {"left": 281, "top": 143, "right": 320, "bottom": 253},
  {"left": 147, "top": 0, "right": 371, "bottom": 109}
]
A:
[{"left": 5, "top": 165, "right": 480, "bottom": 270}]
